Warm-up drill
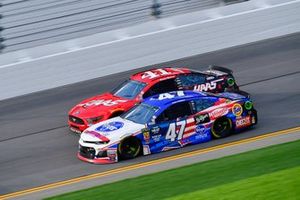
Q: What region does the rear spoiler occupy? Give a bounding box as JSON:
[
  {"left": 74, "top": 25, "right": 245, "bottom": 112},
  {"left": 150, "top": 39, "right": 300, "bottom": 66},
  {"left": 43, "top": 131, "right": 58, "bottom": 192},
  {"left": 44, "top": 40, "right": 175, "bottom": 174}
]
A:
[
  {"left": 218, "top": 90, "right": 250, "bottom": 100},
  {"left": 208, "top": 65, "right": 233, "bottom": 74}
]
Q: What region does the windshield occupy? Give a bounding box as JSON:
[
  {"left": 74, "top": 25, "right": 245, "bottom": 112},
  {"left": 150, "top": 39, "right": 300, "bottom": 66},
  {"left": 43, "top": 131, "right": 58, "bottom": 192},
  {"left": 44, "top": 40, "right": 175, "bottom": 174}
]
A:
[
  {"left": 112, "top": 80, "right": 146, "bottom": 99},
  {"left": 122, "top": 103, "right": 158, "bottom": 124}
]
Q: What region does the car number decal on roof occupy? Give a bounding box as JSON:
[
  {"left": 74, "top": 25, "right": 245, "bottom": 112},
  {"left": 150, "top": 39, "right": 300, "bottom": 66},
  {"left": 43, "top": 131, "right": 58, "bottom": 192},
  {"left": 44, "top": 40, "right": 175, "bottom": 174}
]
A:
[
  {"left": 157, "top": 91, "right": 185, "bottom": 100},
  {"left": 141, "top": 69, "right": 170, "bottom": 79}
]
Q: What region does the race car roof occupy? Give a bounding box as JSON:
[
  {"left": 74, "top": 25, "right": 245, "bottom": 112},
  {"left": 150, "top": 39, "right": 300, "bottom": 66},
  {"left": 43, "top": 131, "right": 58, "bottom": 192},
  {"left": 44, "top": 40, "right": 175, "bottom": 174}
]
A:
[
  {"left": 130, "top": 67, "right": 191, "bottom": 83},
  {"left": 143, "top": 90, "right": 210, "bottom": 109}
]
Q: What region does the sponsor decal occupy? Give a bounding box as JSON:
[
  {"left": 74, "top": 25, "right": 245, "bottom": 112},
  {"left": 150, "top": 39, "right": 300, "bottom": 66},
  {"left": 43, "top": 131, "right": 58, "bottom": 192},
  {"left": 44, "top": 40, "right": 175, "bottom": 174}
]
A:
[
  {"left": 80, "top": 99, "right": 127, "bottom": 107},
  {"left": 236, "top": 116, "right": 251, "bottom": 128},
  {"left": 232, "top": 104, "right": 243, "bottom": 117},
  {"left": 150, "top": 126, "right": 160, "bottom": 134},
  {"left": 107, "top": 149, "right": 118, "bottom": 162},
  {"left": 152, "top": 134, "right": 162, "bottom": 142},
  {"left": 70, "top": 127, "right": 81, "bottom": 134},
  {"left": 74, "top": 111, "right": 80, "bottom": 115},
  {"left": 143, "top": 145, "right": 151, "bottom": 155},
  {"left": 142, "top": 128, "right": 150, "bottom": 144},
  {"left": 96, "top": 121, "right": 124, "bottom": 132},
  {"left": 252, "top": 116, "right": 256, "bottom": 124},
  {"left": 210, "top": 108, "right": 228, "bottom": 118},
  {"left": 195, "top": 125, "right": 209, "bottom": 140},
  {"left": 196, "top": 125, "right": 205, "bottom": 134},
  {"left": 193, "top": 79, "right": 223, "bottom": 92},
  {"left": 194, "top": 113, "right": 210, "bottom": 124}
]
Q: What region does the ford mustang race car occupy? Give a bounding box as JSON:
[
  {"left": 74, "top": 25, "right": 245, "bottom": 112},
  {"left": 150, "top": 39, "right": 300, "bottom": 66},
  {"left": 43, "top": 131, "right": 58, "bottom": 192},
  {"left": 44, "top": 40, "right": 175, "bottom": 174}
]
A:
[
  {"left": 69, "top": 66, "right": 239, "bottom": 133},
  {"left": 78, "top": 90, "right": 257, "bottom": 164}
]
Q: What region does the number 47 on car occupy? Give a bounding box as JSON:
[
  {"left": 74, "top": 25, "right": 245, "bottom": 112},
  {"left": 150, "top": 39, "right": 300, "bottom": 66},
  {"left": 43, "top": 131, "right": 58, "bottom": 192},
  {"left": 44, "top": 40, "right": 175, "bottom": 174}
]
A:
[{"left": 78, "top": 90, "right": 257, "bottom": 164}]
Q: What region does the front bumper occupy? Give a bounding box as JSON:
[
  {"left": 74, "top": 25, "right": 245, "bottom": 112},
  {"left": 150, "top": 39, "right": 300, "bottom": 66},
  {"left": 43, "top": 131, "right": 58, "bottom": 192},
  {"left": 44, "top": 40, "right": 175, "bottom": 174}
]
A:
[
  {"left": 68, "top": 120, "right": 88, "bottom": 133},
  {"left": 77, "top": 153, "right": 117, "bottom": 164},
  {"left": 77, "top": 144, "right": 118, "bottom": 164}
]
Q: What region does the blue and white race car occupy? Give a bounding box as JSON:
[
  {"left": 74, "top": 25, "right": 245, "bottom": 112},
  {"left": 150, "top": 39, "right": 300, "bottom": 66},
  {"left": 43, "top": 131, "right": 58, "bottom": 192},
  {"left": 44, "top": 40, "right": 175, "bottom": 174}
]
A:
[{"left": 78, "top": 90, "right": 257, "bottom": 164}]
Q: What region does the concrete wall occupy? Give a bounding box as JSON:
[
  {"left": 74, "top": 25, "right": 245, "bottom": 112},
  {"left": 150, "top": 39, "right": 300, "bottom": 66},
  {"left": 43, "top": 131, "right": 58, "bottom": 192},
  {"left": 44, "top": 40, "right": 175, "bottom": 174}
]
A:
[
  {"left": 0, "top": 0, "right": 221, "bottom": 52},
  {"left": 0, "top": 0, "right": 299, "bottom": 101}
]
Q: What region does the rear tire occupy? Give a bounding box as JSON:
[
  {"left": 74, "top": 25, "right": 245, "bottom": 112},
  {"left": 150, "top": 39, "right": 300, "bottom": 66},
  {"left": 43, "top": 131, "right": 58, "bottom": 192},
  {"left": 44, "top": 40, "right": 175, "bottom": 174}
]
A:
[
  {"left": 211, "top": 117, "right": 232, "bottom": 138},
  {"left": 118, "top": 137, "right": 141, "bottom": 160}
]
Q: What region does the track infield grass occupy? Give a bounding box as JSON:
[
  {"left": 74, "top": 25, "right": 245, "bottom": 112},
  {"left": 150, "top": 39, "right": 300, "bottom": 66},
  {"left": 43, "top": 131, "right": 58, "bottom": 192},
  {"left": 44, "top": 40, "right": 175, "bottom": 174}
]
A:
[{"left": 46, "top": 139, "right": 300, "bottom": 200}]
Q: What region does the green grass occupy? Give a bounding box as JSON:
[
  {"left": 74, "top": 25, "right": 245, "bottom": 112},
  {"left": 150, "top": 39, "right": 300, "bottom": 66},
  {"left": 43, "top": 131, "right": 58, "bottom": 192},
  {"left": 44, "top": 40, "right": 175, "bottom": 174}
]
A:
[
  {"left": 46, "top": 140, "right": 300, "bottom": 200},
  {"left": 167, "top": 166, "right": 300, "bottom": 200}
]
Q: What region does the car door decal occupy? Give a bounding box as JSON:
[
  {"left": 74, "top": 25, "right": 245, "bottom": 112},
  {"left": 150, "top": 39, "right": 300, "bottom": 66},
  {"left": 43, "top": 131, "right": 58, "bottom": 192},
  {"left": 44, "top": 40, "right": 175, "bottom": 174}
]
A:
[{"left": 165, "top": 120, "right": 187, "bottom": 141}]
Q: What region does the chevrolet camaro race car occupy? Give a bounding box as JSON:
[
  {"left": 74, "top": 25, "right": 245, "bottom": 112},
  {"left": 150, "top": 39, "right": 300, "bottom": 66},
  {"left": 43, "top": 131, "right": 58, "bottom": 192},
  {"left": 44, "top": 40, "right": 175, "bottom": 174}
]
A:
[
  {"left": 78, "top": 90, "right": 257, "bottom": 164},
  {"left": 69, "top": 66, "right": 239, "bottom": 133}
]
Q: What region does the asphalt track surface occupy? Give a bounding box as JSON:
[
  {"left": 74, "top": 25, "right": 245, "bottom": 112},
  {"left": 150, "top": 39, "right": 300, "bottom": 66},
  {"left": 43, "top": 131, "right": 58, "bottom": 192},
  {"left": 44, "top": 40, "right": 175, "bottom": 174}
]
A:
[{"left": 0, "top": 33, "right": 300, "bottom": 195}]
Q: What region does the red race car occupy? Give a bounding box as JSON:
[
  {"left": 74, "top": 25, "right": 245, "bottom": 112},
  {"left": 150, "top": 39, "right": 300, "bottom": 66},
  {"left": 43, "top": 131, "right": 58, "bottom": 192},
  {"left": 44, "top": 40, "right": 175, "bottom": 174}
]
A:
[{"left": 68, "top": 66, "right": 239, "bottom": 133}]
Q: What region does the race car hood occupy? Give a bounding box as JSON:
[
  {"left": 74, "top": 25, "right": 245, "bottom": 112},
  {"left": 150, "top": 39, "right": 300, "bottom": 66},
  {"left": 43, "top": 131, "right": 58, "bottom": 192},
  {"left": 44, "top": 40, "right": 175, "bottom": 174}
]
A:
[
  {"left": 80, "top": 117, "right": 145, "bottom": 144},
  {"left": 69, "top": 93, "right": 135, "bottom": 119}
]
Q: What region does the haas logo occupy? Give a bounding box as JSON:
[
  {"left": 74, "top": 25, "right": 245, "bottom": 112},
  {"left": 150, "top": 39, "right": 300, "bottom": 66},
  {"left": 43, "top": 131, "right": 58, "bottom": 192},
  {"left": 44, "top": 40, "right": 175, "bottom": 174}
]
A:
[
  {"left": 193, "top": 79, "right": 222, "bottom": 92},
  {"left": 80, "top": 99, "right": 127, "bottom": 107}
]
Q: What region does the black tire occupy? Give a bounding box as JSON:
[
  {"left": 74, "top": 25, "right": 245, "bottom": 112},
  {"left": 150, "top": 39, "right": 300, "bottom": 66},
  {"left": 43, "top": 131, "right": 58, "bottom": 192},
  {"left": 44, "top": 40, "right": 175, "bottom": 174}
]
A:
[
  {"left": 118, "top": 137, "right": 141, "bottom": 160},
  {"left": 211, "top": 117, "right": 233, "bottom": 138}
]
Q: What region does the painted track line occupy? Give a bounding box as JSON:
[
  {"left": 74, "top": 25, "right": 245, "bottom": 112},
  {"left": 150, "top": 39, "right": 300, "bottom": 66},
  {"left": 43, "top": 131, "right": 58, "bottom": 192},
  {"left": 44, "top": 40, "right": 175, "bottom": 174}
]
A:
[{"left": 1, "top": 126, "right": 300, "bottom": 199}]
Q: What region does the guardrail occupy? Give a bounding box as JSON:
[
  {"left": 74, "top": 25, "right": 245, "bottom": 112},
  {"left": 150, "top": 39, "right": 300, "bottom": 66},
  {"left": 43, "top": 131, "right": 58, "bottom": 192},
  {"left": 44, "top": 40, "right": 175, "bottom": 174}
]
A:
[{"left": 0, "top": 0, "right": 299, "bottom": 101}]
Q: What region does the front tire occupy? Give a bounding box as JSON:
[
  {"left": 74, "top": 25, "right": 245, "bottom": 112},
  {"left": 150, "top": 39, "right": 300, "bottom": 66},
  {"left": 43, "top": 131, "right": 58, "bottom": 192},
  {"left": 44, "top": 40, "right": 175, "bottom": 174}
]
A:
[
  {"left": 211, "top": 117, "right": 232, "bottom": 138},
  {"left": 118, "top": 137, "right": 141, "bottom": 160}
]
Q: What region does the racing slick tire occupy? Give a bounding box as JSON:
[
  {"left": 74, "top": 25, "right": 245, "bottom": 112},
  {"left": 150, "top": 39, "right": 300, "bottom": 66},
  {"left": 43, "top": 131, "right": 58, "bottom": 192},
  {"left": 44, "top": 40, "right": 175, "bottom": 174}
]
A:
[
  {"left": 118, "top": 137, "right": 141, "bottom": 160},
  {"left": 211, "top": 117, "right": 233, "bottom": 138}
]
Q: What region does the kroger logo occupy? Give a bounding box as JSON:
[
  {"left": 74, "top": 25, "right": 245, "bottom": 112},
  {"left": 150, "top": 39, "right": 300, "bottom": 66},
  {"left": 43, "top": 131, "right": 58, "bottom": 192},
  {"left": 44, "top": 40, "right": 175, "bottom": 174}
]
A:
[
  {"left": 196, "top": 125, "right": 206, "bottom": 135},
  {"left": 96, "top": 121, "right": 124, "bottom": 132}
]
